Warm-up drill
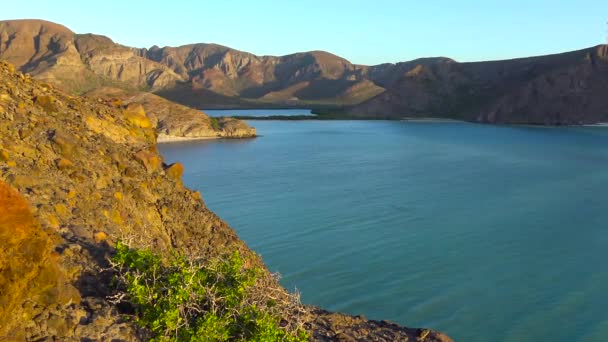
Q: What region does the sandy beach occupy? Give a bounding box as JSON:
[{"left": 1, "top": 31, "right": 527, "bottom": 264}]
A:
[{"left": 156, "top": 135, "right": 219, "bottom": 143}]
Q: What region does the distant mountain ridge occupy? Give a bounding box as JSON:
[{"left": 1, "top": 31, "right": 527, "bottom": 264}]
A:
[
  {"left": 349, "top": 45, "right": 608, "bottom": 124},
  {"left": 1, "top": 19, "right": 607, "bottom": 124}
]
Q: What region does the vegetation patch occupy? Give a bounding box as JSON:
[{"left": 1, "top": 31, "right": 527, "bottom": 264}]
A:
[
  {"left": 110, "top": 242, "right": 308, "bottom": 341},
  {"left": 209, "top": 117, "right": 221, "bottom": 130}
]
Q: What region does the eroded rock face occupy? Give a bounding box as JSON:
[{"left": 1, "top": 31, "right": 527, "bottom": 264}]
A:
[
  {"left": 0, "top": 20, "right": 183, "bottom": 93},
  {"left": 0, "top": 181, "right": 79, "bottom": 340},
  {"left": 217, "top": 117, "right": 259, "bottom": 138},
  {"left": 0, "top": 20, "right": 386, "bottom": 107}
]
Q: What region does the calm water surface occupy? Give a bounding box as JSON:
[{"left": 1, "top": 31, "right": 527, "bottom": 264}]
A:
[{"left": 159, "top": 116, "right": 608, "bottom": 342}]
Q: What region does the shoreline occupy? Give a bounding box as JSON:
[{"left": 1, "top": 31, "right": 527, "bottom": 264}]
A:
[
  {"left": 157, "top": 135, "right": 219, "bottom": 143},
  {"left": 400, "top": 117, "right": 463, "bottom": 122},
  {"left": 583, "top": 122, "right": 608, "bottom": 127}
]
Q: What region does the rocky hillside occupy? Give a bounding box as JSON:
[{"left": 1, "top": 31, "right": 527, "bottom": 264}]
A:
[
  {"left": 85, "top": 87, "right": 256, "bottom": 139},
  {"left": 0, "top": 19, "right": 256, "bottom": 140},
  {"left": 0, "top": 61, "right": 451, "bottom": 340},
  {"left": 348, "top": 45, "right": 608, "bottom": 124},
  {"left": 0, "top": 19, "right": 388, "bottom": 108},
  {"left": 0, "top": 20, "right": 182, "bottom": 93},
  {"left": 146, "top": 46, "right": 386, "bottom": 107}
]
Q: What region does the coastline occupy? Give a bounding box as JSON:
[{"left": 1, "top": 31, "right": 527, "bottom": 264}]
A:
[
  {"left": 400, "top": 117, "right": 463, "bottom": 122},
  {"left": 157, "top": 135, "right": 219, "bottom": 143},
  {"left": 583, "top": 122, "right": 608, "bottom": 127}
]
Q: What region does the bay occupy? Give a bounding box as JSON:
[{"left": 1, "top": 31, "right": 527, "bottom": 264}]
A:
[{"left": 159, "top": 116, "right": 608, "bottom": 341}]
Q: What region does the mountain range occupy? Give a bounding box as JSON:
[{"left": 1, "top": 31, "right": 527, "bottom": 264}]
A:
[{"left": 1, "top": 19, "right": 607, "bottom": 124}]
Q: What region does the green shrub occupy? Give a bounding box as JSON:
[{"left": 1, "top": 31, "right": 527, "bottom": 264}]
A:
[
  {"left": 110, "top": 242, "right": 308, "bottom": 341},
  {"left": 209, "top": 117, "right": 221, "bottom": 131}
]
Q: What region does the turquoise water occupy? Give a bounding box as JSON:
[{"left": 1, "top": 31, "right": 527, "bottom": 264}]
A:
[
  {"left": 159, "top": 119, "right": 608, "bottom": 342},
  {"left": 203, "top": 108, "right": 313, "bottom": 117}
]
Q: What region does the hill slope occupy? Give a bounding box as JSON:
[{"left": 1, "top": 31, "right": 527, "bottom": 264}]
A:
[
  {"left": 0, "top": 19, "right": 256, "bottom": 139},
  {"left": 0, "top": 19, "right": 391, "bottom": 108},
  {"left": 0, "top": 19, "right": 182, "bottom": 93},
  {"left": 348, "top": 46, "right": 608, "bottom": 124}
]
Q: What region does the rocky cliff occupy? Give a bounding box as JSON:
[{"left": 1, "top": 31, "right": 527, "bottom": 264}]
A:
[{"left": 0, "top": 61, "right": 451, "bottom": 341}]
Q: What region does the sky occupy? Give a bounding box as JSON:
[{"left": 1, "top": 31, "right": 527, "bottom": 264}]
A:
[{"left": 2, "top": 0, "right": 608, "bottom": 65}]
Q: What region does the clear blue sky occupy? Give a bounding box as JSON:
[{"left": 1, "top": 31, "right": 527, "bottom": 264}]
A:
[{"left": 2, "top": 0, "right": 607, "bottom": 65}]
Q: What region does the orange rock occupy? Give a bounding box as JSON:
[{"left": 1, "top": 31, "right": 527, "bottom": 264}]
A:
[
  {"left": 46, "top": 214, "right": 60, "bottom": 229},
  {"left": 110, "top": 209, "right": 124, "bottom": 225},
  {"left": 54, "top": 204, "right": 69, "bottom": 217},
  {"left": 114, "top": 192, "right": 123, "bottom": 201},
  {"left": 134, "top": 149, "right": 162, "bottom": 173},
  {"left": 0, "top": 181, "right": 79, "bottom": 336},
  {"left": 164, "top": 162, "right": 184, "bottom": 181},
  {"left": 67, "top": 190, "right": 77, "bottom": 199},
  {"left": 110, "top": 99, "right": 123, "bottom": 108},
  {"left": 191, "top": 191, "right": 202, "bottom": 201},
  {"left": 55, "top": 158, "right": 74, "bottom": 170},
  {"left": 50, "top": 132, "right": 77, "bottom": 159},
  {"left": 34, "top": 95, "right": 58, "bottom": 113},
  {"left": 123, "top": 103, "right": 152, "bottom": 129},
  {"left": 93, "top": 231, "right": 107, "bottom": 243}
]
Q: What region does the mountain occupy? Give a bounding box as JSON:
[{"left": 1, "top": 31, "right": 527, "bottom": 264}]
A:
[
  {"left": 145, "top": 45, "right": 387, "bottom": 107},
  {"left": 0, "top": 19, "right": 387, "bottom": 108},
  {"left": 2, "top": 19, "right": 606, "bottom": 125},
  {"left": 0, "top": 61, "right": 452, "bottom": 341},
  {"left": 0, "top": 19, "right": 182, "bottom": 93},
  {"left": 348, "top": 46, "right": 608, "bottom": 124},
  {"left": 0, "top": 19, "right": 256, "bottom": 139}
]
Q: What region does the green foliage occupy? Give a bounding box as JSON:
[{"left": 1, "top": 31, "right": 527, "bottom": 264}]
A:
[
  {"left": 209, "top": 117, "right": 221, "bottom": 130},
  {"left": 111, "top": 242, "right": 308, "bottom": 341}
]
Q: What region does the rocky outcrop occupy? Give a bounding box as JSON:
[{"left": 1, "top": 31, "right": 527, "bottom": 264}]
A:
[
  {"left": 0, "top": 60, "right": 250, "bottom": 340},
  {"left": 0, "top": 61, "right": 450, "bottom": 341},
  {"left": 84, "top": 87, "right": 256, "bottom": 139},
  {"left": 75, "top": 34, "right": 182, "bottom": 90},
  {"left": 216, "top": 117, "right": 259, "bottom": 138},
  {"left": 0, "top": 180, "right": 79, "bottom": 340}
]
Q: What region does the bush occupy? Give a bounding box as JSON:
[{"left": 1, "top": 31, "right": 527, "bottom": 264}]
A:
[
  {"left": 110, "top": 242, "right": 308, "bottom": 341},
  {"left": 209, "top": 117, "right": 221, "bottom": 131}
]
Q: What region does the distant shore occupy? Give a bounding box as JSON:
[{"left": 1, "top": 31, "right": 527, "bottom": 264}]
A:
[{"left": 400, "top": 117, "right": 463, "bottom": 122}]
